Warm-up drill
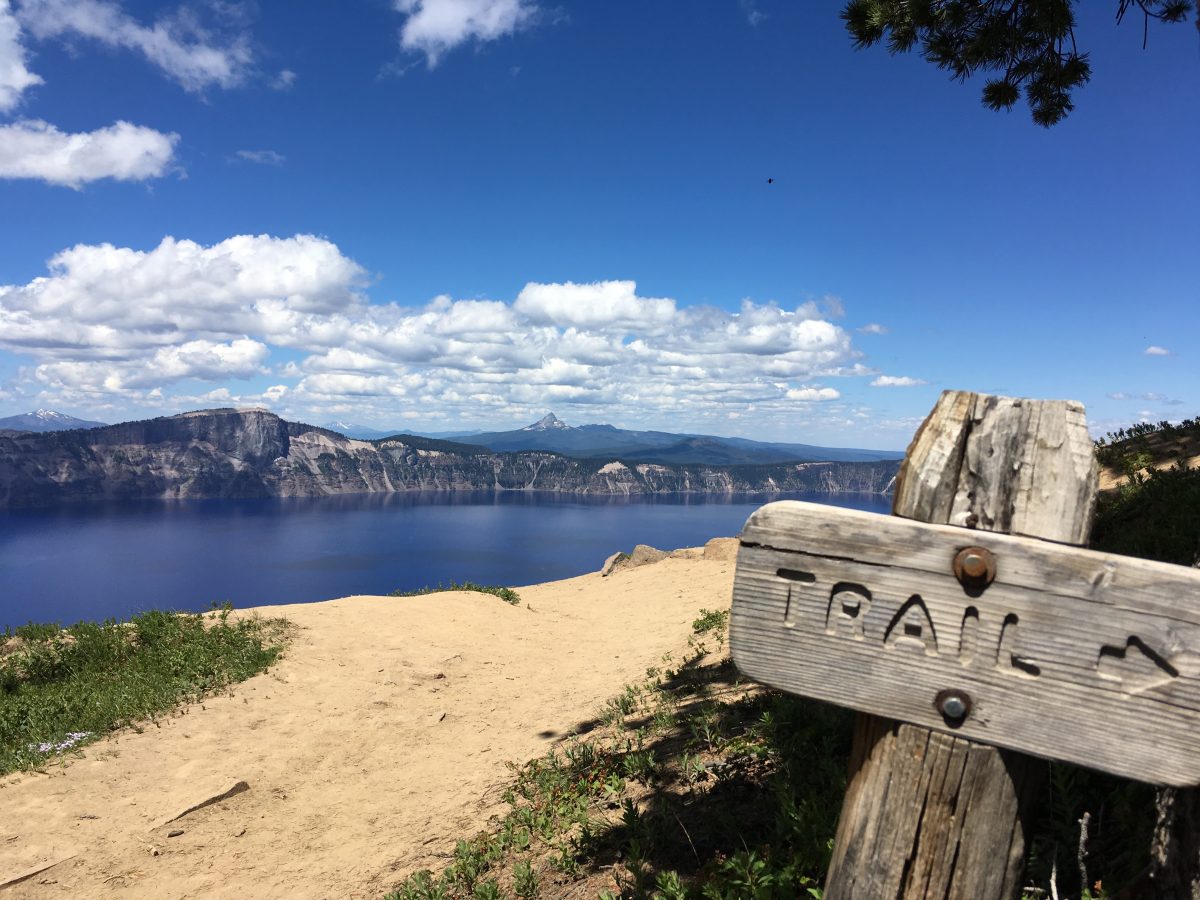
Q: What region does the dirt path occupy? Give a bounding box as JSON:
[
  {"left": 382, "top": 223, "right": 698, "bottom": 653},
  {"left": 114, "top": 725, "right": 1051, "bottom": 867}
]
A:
[{"left": 0, "top": 546, "right": 737, "bottom": 899}]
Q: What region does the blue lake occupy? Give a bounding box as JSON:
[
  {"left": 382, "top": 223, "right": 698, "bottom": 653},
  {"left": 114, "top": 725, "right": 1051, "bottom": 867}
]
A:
[{"left": 0, "top": 491, "right": 892, "bottom": 630}]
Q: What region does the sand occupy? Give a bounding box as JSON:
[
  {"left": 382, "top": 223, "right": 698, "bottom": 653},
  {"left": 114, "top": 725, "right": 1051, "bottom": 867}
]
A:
[
  {"left": 1095, "top": 428, "right": 1200, "bottom": 492},
  {"left": 0, "top": 545, "right": 738, "bottom": 899},
  {"left": 1097, "top": 449, "right": 1200, "bottom": 491}
]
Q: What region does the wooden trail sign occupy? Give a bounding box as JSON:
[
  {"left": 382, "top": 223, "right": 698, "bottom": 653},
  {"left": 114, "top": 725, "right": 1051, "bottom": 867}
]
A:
[
  {"left": 729, "top": 391, "right": 1197, "bottom": 898},
  {"left": 730, "top": 500, "right": 1200, "bottom": 786}
]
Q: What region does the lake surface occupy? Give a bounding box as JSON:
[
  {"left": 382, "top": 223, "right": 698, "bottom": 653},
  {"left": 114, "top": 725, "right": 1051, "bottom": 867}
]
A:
[{"left": 0, "top": 491, "right": 892, "bottom": 630}]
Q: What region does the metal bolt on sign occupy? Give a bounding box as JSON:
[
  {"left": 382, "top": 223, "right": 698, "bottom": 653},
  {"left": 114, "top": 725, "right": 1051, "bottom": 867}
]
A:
[
  {"left": 953, "top": 545, "right": 996, "bottom": 589},
  {"left": 935, "top": 688, "right": 972, "bottom": 724}
]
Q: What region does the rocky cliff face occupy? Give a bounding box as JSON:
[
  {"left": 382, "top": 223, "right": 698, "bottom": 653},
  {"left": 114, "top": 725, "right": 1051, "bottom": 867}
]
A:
[{"left": 0, "top": 409, "right": 899, "bottom": 507}]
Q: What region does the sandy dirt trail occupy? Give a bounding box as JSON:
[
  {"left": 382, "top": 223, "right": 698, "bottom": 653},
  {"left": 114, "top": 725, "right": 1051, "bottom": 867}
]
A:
[{"left": 0, "top": 548, "right": 737, "bottom": 899}]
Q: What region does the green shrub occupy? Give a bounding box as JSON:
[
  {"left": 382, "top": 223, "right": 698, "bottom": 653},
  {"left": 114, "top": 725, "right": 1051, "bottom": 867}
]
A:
[
  {"left": 3, "top": 622, "right": 62, "bottom": 642},
  {"left": 692, "top": 608, "right": 730, "bottom": 637},
  {"left": 1091, "top": 463, "right": 1200, "bottom": 566}
]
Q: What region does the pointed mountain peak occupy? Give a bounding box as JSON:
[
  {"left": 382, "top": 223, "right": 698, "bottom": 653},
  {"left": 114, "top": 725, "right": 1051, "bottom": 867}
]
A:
[
  {"left": 0, "top": 409, "right": 108, "bottom": 432},
  {"left": 524, "top": 412, "right": 570, "bottom": 431}
]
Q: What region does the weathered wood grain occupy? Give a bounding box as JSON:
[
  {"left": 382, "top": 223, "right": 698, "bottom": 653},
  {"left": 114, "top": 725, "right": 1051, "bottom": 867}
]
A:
[
  {"left": 1148, "top": 786, "right": 1200, "bottom": 898},
  {"left": 892, "top": 393, "right": 1097, "bottom": 544},
  {"left": 756, "top": 391, "right": 1100, "bottom": 898},
  {"left": 1144, "top": 545, "right": 1200, "bottom": 896},
  {"left": 824, "top": 715, "right": 1038, "bottom": 900},
  {"left": 730, "top": 500, "right": 1200, "bottom": 784}
]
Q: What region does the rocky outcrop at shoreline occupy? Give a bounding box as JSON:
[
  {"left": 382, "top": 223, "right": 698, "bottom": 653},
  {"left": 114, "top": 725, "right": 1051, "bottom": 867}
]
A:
[{"left": 0, "top": 408, "right": 899, "bottom": 507}]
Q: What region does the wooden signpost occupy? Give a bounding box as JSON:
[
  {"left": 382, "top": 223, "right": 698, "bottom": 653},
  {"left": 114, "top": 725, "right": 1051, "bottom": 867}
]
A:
[
  {"left": 733, "top": 501, "right": 1200, "bottom": 786},
  {"left": 729, "top": 391, "right": 1200, "bottom": 898}
]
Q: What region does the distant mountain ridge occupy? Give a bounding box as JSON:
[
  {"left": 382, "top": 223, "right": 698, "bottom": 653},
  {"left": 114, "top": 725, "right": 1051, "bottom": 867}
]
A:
[
  {"left": 0, "top": 409, "right": 108, "bottom": 433},
  {"left": 2, "top": 409, "right": 902, "bottom": 466},
  {"left": 453, "top": 413, "right": 903, "bottom": 465},
  {"left": 0, "top": 409, "right": 900, "bottom": 507},
  {"left": 322, "top": 421, "right": 406, "bottom": 440}
]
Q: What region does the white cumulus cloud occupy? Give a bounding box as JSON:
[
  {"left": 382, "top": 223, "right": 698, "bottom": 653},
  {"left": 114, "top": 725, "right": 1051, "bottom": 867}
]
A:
[
  {"left": 1144, "top": 345, "right": 1171, "bottom": 356},
  {"left": 0, "top": 0, "right": 41, "bottom": 112},
  {"left": 394, "top": 0, "right": 538, "bottom": 67},
  {"left": 0, "top": 236, "right": 890, "bottom": 433},
  {"left": 35, "top": 338, "right": 269, "bottom": 391},
  {"left": 786, "top": 386, "right": 840, "bottom": 402},
  {"left": 514, "top": 280, "right": 675, "bottom": 330},
  {"left": 16, "top": 0, "right": 253, "bottom": 91},
  {"left": 0, "top": 233, "right": 367, "bottom": 367},
  {"left": 0, "top": 119, "right": 178, "bottom": 187},
  {"left": 144, "top": 338, "right": 269, "bottom": 384},
  {"left": 858, "top": 323, "right": 888, "bottom": 335},
  {"left": 871, "top": 375, "right": 927, "bottom": 387}
]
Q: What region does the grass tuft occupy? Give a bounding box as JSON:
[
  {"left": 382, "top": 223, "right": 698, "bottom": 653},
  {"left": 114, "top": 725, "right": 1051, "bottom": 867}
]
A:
[
  {"left": 390, "top": 582, "right": 522, "bottom": 606},
  {"left": 0, "top": 605, "right": 288, "bottom": 775}
]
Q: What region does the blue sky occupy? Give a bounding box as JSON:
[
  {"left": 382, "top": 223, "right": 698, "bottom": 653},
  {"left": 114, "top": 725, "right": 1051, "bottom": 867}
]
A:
[{"left": 0, "top": 0, "right": 1196, "bottom": 449}]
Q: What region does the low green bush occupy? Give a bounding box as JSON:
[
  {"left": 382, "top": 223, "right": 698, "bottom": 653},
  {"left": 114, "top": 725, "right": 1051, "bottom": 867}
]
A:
[{"left": 1091, "top": 463, "right": 1200, "bottom": 566}]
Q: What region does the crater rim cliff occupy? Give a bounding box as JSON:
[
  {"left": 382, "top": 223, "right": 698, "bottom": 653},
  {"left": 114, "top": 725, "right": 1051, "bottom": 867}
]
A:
[{"left": 0, "top": 408, "right": 900, "bottom": 508}]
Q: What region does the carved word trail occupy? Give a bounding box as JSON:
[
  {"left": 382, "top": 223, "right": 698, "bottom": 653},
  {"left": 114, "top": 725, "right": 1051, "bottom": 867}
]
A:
[{"left": 777, "top": 569, "right": 1046, "bottom": 680}]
